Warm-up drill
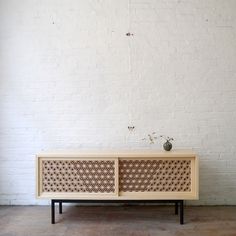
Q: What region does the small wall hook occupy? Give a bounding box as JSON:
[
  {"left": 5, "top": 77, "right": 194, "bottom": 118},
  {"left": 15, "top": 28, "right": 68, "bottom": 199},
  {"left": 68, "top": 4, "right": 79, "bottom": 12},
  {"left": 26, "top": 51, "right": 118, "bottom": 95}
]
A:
[
  {"left": 126, "top": 32, "right": 134, "bottom": 36},
  {"left": 128, "top": 126, "right": 135, "bottom": 131}
]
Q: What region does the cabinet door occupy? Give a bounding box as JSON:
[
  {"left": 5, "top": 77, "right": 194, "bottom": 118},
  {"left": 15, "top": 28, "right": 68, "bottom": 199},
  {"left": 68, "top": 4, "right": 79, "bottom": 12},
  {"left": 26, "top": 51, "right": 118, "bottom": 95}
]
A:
[
  {"left": 119, "top": 158, "right": 198, "bottom": 199},
  {"left": 37, "top": 158, "right": 118, "bottom": 198}
]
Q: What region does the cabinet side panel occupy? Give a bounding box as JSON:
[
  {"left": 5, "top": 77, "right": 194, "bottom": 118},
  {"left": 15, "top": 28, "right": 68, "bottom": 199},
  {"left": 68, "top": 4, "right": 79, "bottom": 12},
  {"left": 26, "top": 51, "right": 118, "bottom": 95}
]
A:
[
  {"left": 36, "top": 157, "right": 43, "bottom": 198},
  {"left": 195, "top": 156, "right": 199, "bottom": 199},
  {"left": 35, "top": 156, "right": 39, "bottom": 197}
]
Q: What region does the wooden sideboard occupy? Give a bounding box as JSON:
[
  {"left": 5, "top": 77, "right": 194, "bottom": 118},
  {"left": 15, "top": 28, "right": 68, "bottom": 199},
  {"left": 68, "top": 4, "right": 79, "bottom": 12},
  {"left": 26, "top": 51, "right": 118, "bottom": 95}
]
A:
[{"left": 36, "top": 150, "right": 199, "bottom": 224}]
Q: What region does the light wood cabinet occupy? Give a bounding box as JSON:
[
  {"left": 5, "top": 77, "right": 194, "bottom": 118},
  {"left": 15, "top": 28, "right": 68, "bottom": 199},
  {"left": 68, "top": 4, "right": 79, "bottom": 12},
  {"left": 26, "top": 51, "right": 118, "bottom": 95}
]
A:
[{"left": 36, "top": 150, "right": 199, "bottom": 200}]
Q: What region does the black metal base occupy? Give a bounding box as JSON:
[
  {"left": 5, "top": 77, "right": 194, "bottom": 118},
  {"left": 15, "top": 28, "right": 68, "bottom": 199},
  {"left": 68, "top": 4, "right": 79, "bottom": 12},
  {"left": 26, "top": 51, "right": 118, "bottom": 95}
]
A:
[{"left": 51, "top": 199, "right": 184, "bottom": 225}]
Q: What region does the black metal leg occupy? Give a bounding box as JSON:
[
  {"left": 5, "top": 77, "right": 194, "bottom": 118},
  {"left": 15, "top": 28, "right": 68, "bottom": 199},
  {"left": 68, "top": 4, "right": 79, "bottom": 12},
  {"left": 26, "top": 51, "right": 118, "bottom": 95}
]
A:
[
  {"left": 59, "top": 201, "right": 62, "bottom": 214},
  {"left": 175, "top": 202, "right": 178, "bottom": 215},
  {"left": 50, "top": 199, "right": 185, "bottom": 225},
  {"left": 180, "top": 200, "right": 184, "bottom": 225},
  {"left": 51, "top": 200, "right": 55, "bottom": 224}
]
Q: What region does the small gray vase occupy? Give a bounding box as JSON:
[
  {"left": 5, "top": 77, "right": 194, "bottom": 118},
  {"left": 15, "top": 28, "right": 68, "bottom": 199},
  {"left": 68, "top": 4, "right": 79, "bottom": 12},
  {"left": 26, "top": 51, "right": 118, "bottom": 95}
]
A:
[{"left": 163, "top": 141, "right": 172, "bottom": 151}]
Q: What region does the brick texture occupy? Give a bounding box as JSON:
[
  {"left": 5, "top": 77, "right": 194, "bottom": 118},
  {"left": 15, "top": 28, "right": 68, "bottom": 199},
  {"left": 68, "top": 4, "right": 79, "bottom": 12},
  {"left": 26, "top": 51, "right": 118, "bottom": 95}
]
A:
[{"left": 0, "top": 0, "right": 236, "bottom": 205}]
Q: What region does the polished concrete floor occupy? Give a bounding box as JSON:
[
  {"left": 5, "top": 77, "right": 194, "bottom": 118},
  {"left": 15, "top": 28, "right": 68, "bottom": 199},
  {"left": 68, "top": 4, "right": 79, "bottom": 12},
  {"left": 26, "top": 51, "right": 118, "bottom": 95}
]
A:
[{"left": 0, "top": 205, "right": 236, "bottom": 236}]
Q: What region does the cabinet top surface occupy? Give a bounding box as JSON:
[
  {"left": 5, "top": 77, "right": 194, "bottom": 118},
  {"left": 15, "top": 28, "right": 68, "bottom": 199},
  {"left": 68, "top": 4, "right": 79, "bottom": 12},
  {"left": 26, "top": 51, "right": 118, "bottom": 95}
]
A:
[{"left": 37, "top": 149, "right": 196, "bottom": 158}]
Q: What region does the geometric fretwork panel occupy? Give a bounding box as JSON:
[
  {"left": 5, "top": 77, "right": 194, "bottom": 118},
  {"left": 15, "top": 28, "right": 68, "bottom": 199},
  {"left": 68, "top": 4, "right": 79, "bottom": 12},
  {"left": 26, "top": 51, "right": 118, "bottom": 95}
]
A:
[
  {"left": 119, "top": 160, "right": 191, "bottom": 192},
  {"left": 42, "top": 160, "right": 115, "bottom": 193}
]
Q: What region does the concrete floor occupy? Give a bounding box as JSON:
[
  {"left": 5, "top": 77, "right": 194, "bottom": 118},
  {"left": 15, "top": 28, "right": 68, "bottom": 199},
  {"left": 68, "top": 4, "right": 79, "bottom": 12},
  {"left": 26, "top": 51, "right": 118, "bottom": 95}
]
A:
[{"left": 0, "top": 205, "right": 236, "bottom": 236}]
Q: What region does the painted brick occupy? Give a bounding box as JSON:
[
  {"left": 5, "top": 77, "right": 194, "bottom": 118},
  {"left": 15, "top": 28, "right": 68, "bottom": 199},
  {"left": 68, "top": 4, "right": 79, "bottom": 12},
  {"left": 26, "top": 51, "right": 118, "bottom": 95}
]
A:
[{"left": 0, "top": 0, "right": 236, "bottom": 205}]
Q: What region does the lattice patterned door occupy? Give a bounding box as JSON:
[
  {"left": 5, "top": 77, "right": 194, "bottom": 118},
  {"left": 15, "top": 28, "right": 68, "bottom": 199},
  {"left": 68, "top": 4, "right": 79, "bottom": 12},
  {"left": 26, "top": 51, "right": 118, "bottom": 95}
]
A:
[
  {"left": 119, "top": 159, "right": 192, "bottom": 194},
  {"left": 38, "top": 158, "right": 118, "bottom": 197}
]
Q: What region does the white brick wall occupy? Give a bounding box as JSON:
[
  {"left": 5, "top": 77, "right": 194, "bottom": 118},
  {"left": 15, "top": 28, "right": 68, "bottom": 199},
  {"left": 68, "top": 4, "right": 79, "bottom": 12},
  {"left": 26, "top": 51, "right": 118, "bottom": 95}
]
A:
[{"left": 0, "top": 0, "right": 236, "bottom": 205}]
